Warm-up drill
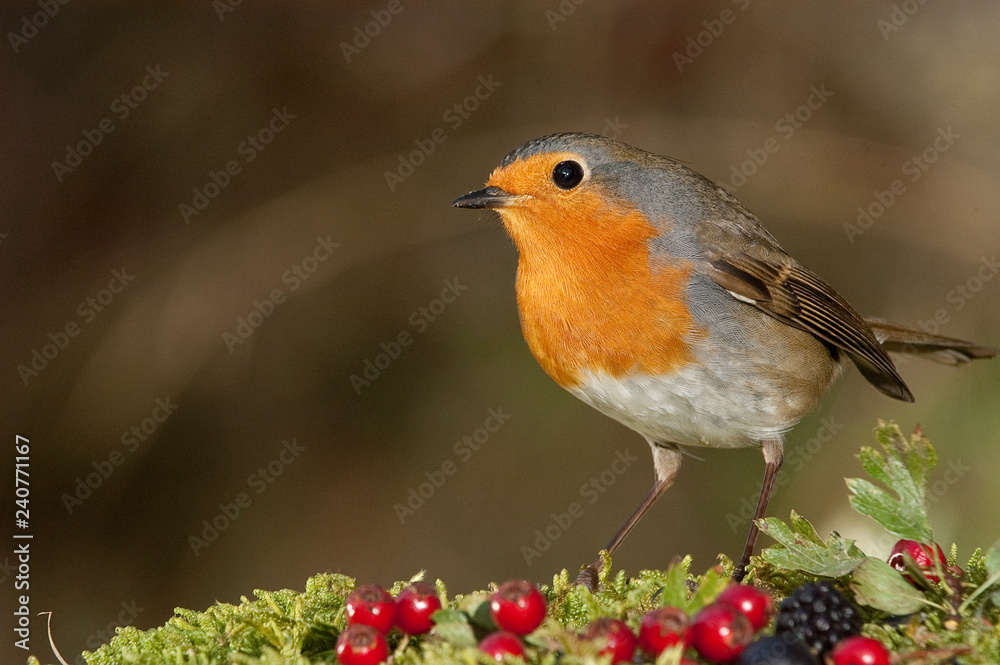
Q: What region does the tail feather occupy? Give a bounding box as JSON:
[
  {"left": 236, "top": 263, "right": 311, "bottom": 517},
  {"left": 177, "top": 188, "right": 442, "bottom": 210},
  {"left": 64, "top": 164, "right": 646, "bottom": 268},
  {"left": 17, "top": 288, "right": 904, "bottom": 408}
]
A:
[{"left": 864, "top": 317, "right": 999, "bottom": 366}]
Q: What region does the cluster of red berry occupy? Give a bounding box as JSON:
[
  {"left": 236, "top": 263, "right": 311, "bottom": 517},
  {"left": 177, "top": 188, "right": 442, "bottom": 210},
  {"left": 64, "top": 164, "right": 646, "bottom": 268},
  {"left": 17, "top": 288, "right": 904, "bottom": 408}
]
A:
[
  {"left": 482, "top": 580, "right": 891, "bottom": 664},
  {"left": 478, "top": 580, "right": 545, "bottom": 659},
  {"left": 477, "top": 579, "right": 654, "bottom": 662},
  {"left": 333, "top": 577, "right": 898, "bottom": 665},
  {"left": 336, "top": 582, "right": 442, "bottom": 665},
  {"left": 334, "top": 541, "right": 967, "bottom": 665}
]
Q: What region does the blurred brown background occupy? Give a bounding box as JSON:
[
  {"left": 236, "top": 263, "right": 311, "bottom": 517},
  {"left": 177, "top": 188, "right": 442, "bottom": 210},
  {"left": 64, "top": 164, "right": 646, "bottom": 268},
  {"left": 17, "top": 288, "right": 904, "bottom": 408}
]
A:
[{"left": 3, "top": 2, "right": 1000, "bottom": 662}]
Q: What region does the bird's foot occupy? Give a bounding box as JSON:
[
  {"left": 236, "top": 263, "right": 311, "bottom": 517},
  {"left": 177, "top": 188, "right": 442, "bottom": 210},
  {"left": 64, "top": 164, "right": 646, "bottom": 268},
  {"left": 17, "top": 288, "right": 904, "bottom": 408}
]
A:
[
  {"left": 574, "top": 550, "right": 611, "bottom": 591},
  {"left": 575, "top": 561, "right": 601, "bottom": 591}
]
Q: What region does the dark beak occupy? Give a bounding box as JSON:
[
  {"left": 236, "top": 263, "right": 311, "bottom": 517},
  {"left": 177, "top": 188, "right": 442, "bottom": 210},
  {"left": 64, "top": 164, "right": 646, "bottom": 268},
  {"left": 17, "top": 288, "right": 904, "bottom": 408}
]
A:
[{"left": 452, "top": 186, "right": 520, "bottom": 209}]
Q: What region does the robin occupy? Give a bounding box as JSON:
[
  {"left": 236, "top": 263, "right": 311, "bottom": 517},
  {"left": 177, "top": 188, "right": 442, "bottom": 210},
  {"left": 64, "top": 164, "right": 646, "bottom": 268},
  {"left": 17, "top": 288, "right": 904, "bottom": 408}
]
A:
[{"left": 452, "top": 132, "right": 998, "bottom": 588}]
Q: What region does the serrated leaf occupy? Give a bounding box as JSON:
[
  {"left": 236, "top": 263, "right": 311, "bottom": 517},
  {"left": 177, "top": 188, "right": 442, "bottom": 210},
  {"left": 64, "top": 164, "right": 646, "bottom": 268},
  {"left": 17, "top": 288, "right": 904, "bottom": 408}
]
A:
[
  {"left": 845, "top": 478, "right": 929, "bottom": 541},
  {"left": 905, "top": 427, "right": 936, "bottom": 487},
  {"left": 846, "top": 422, "right": 934, "bottom": 542},
  {"left": 788, "top": 510, "right": 824, "bottom": 545},
  {"left": 858, "top": 446, "right": 893, "bottom": 487},
  {"left": 758, "top": 514, "right": 866, "bottom": 577},
  {"left": 851, "top": 557, "right": 927, "bottom": 614}
]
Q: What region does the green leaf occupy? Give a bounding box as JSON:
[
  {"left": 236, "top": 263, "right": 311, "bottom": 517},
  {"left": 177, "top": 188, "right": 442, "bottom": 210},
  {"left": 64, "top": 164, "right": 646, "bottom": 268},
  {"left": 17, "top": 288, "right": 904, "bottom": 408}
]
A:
[
  {"left": 851, "top": 557, "right": 928, "bottom": 614},
  {"left": 466, "top": 597, "right": 497, "bottom": 632},
  {"left": 788, "top": 510, "right": 824, "bottom": 545},
  {"left": 985, "top": 539, "right": 1000, "bottom": 578},
  {"left": 652, "top": 556, "right": 692, "bottom": 610},
  {"left": 432, "top": 608, "right": 468, "bottom": 625},
  {"left": 687, "top": 564, "right": 730, "bottom": 614},
  {"left": 758, "top": 512, "right": 866, "bottom": 577},
  {"left": 430, "top": 616, "right": 477, "bottom": 648},
  {"left": 858, "top": 446, "right": 893, "bottom": 488},
  {"left": 846, "top": 422, "right": 934, "bottom": 543},
  {"left": 845, "top": 478, "right": 927, "bottom": 541}
]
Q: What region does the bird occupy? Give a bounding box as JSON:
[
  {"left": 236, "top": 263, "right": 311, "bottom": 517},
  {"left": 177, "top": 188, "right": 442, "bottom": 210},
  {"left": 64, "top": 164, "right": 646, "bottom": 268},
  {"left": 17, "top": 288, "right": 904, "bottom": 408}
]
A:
[{"left": 452, "top": 132, "right": 998, "bottom": 588}]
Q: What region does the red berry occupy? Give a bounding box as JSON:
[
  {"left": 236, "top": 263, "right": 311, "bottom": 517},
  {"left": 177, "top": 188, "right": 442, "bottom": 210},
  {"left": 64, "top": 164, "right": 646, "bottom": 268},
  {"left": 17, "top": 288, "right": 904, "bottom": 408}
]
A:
[
  {"left": 395, "top": 581, "right": 442, "bottom": 635},
  {"left": 583, "top": 618, "right": 637, "bottom": 665},
  {"left": 638, "top": 606, "right": 689, "bottom": 656},
  {"left": 715, "top": 584, "right": 775, "bottom": 632},
  {"left": 336, "top": 624, "right": 389, "bottom": 665},
  {"left": 888, "top": 539, "right": 948, "bottom": 584},
  {"left": 830, "top": 636, "right": 891, "bottom": 665},
  {"left": 689, "top": 603, "right": 753, "bottom": 662},
  {"left": 345, "top": 584, "right": 397, "bottom": 634},
  {"left": 490, "top": 580, "right": 547, "bottom": 635},
  {"left": 479, "top": 631, "right": 526, "bottom": 660}
]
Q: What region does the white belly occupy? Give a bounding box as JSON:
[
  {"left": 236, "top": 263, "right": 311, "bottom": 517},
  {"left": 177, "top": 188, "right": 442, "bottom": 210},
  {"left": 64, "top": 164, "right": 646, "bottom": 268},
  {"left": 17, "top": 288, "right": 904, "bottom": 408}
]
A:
[{"left": 569, "top": 359, "right": 842, "bottom": 449}]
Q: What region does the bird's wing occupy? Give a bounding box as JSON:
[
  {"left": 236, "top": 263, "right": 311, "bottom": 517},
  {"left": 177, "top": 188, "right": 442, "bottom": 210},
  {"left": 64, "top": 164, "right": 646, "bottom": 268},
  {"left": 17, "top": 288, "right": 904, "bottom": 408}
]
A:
[
  {"left": 864, "top": 316, "right": 1000, "bottom": 365},
  {"left": 697, "top": 222, "right": 913, "bottom": 402}
]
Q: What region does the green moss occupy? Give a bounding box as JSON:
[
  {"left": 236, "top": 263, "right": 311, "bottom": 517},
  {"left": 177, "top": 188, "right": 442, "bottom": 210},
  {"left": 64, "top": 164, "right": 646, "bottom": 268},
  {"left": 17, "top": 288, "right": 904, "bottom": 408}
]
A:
[{"left": 29, "top": 423, "right": 1000, "bottom": 664}]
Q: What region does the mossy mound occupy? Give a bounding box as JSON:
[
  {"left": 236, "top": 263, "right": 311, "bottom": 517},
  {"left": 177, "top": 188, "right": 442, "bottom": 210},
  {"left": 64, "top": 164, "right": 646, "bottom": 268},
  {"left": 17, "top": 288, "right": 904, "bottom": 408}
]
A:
[{"left": 31, "top": 423, "right": 1000, "bottom": 665}]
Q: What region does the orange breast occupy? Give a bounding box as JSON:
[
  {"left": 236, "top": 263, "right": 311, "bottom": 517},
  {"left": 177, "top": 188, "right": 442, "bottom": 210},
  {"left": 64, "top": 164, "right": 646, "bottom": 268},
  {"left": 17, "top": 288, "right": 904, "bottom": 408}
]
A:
[{"left": 495, "top": 178, "right": 700, "bottom": 388}]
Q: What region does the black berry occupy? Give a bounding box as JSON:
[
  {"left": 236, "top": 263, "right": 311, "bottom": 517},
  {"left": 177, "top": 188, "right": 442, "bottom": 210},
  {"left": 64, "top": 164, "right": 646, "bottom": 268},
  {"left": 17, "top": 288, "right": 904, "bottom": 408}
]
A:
[
  {"left": 775, "top": 581, "right": 861, "bottom": 656},
  {"left": 737, "top": 633, "right": 818, "bottom": 665}
]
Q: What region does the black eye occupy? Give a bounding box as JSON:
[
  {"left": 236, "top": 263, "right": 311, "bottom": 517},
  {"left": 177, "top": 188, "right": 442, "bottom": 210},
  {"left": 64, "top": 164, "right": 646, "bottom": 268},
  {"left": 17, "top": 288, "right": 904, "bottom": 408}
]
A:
[{"left": 552, "top": 160, "right": 584, "bottom": 189}]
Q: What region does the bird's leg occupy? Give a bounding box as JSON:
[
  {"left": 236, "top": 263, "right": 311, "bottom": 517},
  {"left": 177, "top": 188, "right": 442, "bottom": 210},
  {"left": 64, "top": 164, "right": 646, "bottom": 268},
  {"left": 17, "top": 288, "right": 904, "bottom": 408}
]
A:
[
  {"left": 575, "top": 443, "right": 681, "bottom": 590},
  {"left": 733, "top": 437, "right": 784, "bottom": 582}
]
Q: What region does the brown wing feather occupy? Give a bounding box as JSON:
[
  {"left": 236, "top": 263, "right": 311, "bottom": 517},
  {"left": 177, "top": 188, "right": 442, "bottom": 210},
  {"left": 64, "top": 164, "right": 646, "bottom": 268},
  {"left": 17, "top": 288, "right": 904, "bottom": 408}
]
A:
[
  {"left": 706, "top": 252, "right": 914, "bottom": 402},
  {"left": 864, "top": 317, "right": 1000, "bottom": 365}
]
